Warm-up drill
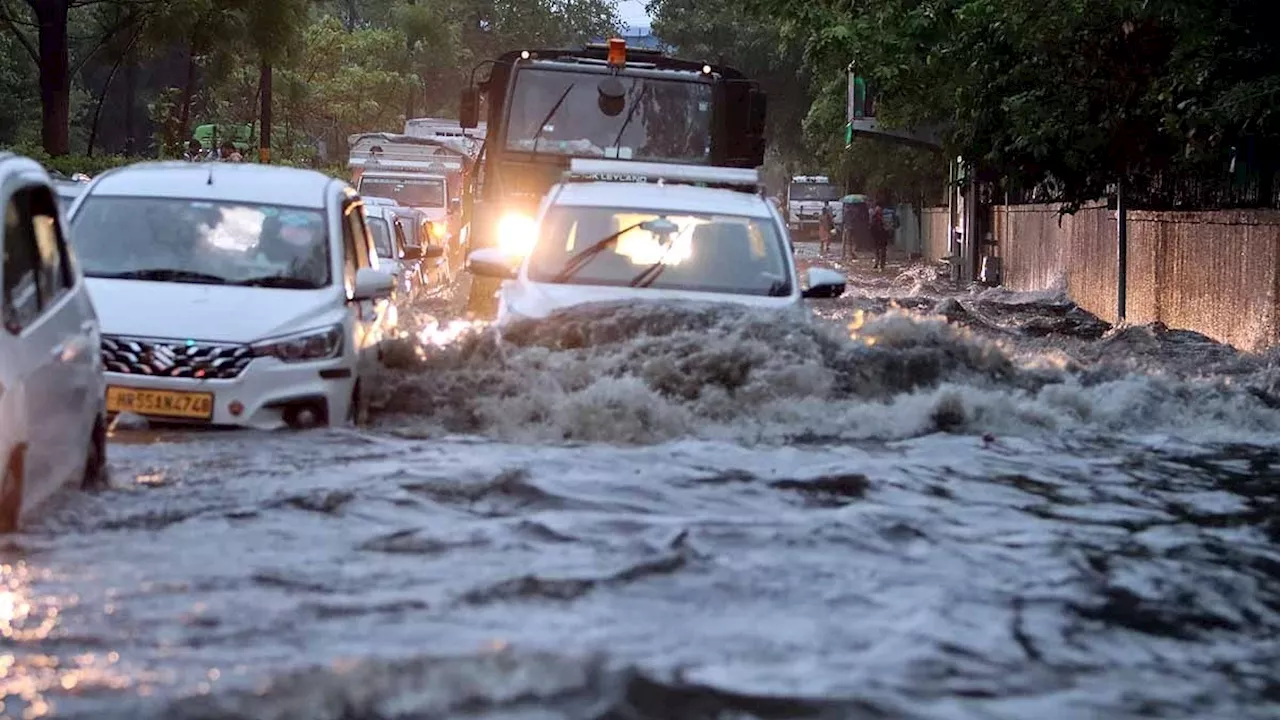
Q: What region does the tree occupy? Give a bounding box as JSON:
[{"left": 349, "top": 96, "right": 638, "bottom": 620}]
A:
[
  {"left": 751, "top": 0, "right": 1280, "bottom": 209},
  {"left": 0, "top": 0, "right": 159, "bottom": 155},
  {"left": 647, "top": 0, "right": 812, "bottom": 172}
]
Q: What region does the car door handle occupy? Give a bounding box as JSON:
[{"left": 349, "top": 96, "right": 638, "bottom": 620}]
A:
[{"left": 81, "top": 320, "right": 96, "bottom": 332}]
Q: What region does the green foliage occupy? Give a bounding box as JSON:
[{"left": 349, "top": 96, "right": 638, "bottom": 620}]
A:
[
  {"left": 648, "top": 0, "right": 811, "bottom": 168},
  {"left": 0, "top": 144, "right": 139, "bottom": 176},
  {"left": 1, "top": 0, "right": 619, "bottom": 159},
  {"left": 751, "top": 0, "right": 1280, "bottom": 208}
]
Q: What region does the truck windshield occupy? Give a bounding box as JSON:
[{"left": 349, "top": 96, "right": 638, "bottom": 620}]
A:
[
  {"left": 788, "top": 184, "right": 842, "bottom": 201},
  {"left": 504, "top": 68, "right": 713, "bottom": 163},
  {"left": 358, "top": 176, "right": 446, "bottom": 208}
]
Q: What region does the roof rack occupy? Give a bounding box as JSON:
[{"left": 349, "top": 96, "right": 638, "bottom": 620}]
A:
[{"left": 563, "top": 159, "right": 763, "bottom": 194}]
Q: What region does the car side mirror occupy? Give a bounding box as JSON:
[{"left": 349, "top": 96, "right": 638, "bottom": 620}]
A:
[
  {"left": 352, "top": 267, "right": 396, "bottom": 301},
  {"left": 460, "top": 87, "right": 479, "bottom": 129},
  {"left": 450, "top": 197, "right": 461, "bottom": 213},
  {"left": 467, "top": 247, "right": 517, "bottom": 279},
  {"left": 801, "top": 266, "right": 847, "bottom": 299},
  {"left": 423, "top": 245, "right": 445, "bottom": 259},
  {"left": 400, "top": 245, "right": 423, "bottom": 260}
]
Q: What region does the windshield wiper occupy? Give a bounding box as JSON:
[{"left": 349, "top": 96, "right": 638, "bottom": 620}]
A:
[
  {"left": 530, "top": 84, "right": 575, "bottom": 153},
  {"left": 628, "top": 239, "right": 679, "bottom": 289},
  {"left": 91, "top": 268, "right": 230, "bottom": 284},
  {"left": 233, "top": 275, "right": 322, "bottom": 289},
  {"left": 550, "top": 220, "right": 650, "bottom": 284}
]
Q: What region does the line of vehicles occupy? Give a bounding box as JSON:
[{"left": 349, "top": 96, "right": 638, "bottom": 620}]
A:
[{"left": 1, "top": 38, "right": 850, "bottom": 532}]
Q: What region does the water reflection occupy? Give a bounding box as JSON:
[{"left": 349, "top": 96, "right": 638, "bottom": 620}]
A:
[{"left": 0, "top": 561, "right": 143, "bottom": 718}]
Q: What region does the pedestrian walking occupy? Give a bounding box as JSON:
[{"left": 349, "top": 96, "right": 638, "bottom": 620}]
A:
[
  {"left": 841, "top": 198, "right": 865, "bottom": 260},
  {"left": 818, "top": 205, "right": 834, "bottom": 255},
  {"left": 868, "top": 195, "right": 900, "bottom": 270}
]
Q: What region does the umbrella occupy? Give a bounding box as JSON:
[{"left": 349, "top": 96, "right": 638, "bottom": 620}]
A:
[{"left": 840, "top": 194, "right": 868, "bottom": 204}]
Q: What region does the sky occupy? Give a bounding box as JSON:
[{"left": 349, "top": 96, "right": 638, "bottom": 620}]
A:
[{"left": 617, "top": 0, "right": 651, "bottom": 28}]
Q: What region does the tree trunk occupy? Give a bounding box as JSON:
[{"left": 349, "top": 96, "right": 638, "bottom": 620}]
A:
[
  {"left": 87, "top": 25, "right": 142, "bottom": 157},
  {"left": 31, "top": 0, "right": 71, "bottom": 156},
  {"left": 177, "top": 36, "right": 199, "bottom": 143},
  {"left": 123, "top": 45, "right": 137, "bottom": 155},
  {"left": 258, "top": 60, "right": 272, "bottom": 163}
]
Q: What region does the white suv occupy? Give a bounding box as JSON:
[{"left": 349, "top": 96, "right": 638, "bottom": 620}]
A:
[
  {"left": 1, "top": 153, "right": 107, "bottom": 532},
  {"left": 467, "top": 159, "right": 848, "bottom": 326},
  {"left": 66, "top": 162, "right": 397, "bottom": 430}
]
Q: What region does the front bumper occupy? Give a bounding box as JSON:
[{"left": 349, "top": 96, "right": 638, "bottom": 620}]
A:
[{"left": 104, "top": 355, "right": 357, "bottom": 430}]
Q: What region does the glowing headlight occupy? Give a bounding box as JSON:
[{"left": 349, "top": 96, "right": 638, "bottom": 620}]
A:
[
  {"left": 429, "top": 220, "right": 448, "bottom": 240},
  {"left": 496, "top": 212, "right": 538, "bottom": 257},
  {"left": 251, "top": 324, "right": 344, "bottom": 363}
]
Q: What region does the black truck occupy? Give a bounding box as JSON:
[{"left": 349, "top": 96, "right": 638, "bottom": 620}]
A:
[{"left": 458, "top": 39, "right": 767, "bottom": 316}]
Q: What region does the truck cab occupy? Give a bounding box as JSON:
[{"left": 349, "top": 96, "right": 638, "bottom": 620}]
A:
[
  {"left": 786, "top": 175, "right": 843, "bottom": 239},
  {"left": 348, "top": 133, "right": 469, "bottom": 257},
  {"left": 457, "top": 39, "right": 767, "bottom": 317}
]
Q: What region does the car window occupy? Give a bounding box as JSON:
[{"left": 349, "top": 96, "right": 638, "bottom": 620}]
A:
[
  {"left": 69, "top": 196, "right": 331, "bottom": 289},
  {"left": 356, "top": 176, "right": 446, "bottom": 208},
  {"left": 368, "top": 213, "right": 391, "bottom": 256},
  {"left": 526, "top": 205, "right": 791, "bottom": 297},
  {"left": 3, "top": 188, "right": 44, "bottom": 332},
  {"left": 26, "top": 185, "right": 73, "bottom": 304}
]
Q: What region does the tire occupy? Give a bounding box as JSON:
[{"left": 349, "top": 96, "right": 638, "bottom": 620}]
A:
[
  {"left": 81, "top": 416, "right": 109, "bottom": 491},
  {"left": 1, "top": 454, "right": 23, "bottom": 534}
]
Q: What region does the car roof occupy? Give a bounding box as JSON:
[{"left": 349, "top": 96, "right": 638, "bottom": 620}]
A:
[
  {"left": 0, "top": 152, "right": 52, "bottom": 182},
  {"left": 85, "top": 162, "right": 342, "bottom": 209},
  {"left": 551, "top": 181, "right": 773, "bottom": 218}
]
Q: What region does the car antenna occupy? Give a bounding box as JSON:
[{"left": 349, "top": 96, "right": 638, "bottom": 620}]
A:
[{"left": 206, "top": 164, "right": 214, "bottom": 185}]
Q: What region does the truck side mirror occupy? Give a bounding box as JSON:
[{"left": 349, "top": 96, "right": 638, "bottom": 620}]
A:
[{"left": 460, "top": 87, "right": 479, "bottom": 129}]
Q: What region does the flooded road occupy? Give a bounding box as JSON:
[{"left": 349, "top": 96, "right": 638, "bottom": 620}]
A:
[{"left": 5, "top": 244, "right": 1280, "bottom": 719}]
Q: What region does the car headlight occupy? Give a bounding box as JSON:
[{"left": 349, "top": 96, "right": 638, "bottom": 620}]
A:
[
  {"left": 429, "top": 220, "right": 448, "bottom": 240},
  {"left": 497, "top": 212, "right": 537, "bottom": 257},
  {"left": 251, "top": 324, "right": 344, "bottom": 363}
]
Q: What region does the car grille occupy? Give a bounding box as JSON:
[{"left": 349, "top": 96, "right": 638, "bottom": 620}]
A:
[{"left": 101, "top": 335, "right": 254, "bottom": 379}]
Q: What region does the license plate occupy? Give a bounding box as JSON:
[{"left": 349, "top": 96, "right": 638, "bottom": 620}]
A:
[{"left": 106, "top": 386, "right": 214, "bottom": 420}]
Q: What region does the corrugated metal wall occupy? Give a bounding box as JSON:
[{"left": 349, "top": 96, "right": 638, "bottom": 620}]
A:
[{"left": 985, "top": 203, "right": 1280, "bottom": 351}]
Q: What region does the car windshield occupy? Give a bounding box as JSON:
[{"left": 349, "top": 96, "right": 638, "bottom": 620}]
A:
[
  {"left": 358, "top": 176, "right": 445, "bottom": 208},
  {"left": 788, "top": 184, "right": 842, "bottom": 201},
  {"left": 69, "top": 196, "right": 331, "bottom": 288},
  {"left": 505, "top": 68, "right": 713, "bottom": 163},
  {"left": 367, "top": 216, "right": 393, "bottom": 257},
  {"left": 526, "top": 206, "right": 791, "bottom": 296}
]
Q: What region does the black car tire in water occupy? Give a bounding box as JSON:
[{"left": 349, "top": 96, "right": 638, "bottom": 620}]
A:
[
  {"left": 0, "top": 455, "right": 23, "bottom": 533},
  {"left": 82, "top": 417, "right": 109, "bottom": 491}
]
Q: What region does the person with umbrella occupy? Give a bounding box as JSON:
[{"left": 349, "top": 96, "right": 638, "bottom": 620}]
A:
[{"left": 840, "top": 194, "right": 869, "bottom": 261}]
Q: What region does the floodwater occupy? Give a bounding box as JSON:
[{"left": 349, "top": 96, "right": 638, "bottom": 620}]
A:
[{"left": 4, "top": 245, "right": 1280, "bottom": 719}]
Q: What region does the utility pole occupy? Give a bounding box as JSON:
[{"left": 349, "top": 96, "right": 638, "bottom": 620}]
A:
[
  {"left": 1116, "top": 178, "right": 1128, "bottom": 322},
  {"left": 259, "top": 61, "right": 272, "bottom": 163}
]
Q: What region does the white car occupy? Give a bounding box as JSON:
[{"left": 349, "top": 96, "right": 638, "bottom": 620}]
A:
[
  {"left": 65, "top": 162, "right": 398, "bottom": 430},
  {"left": 466, "top": 159, "right": 848, "bottom": 326},
  {"left": 364, "top": 204, "right": 439, "bottom": 301},
  {"left": 0, "top": 153, "right": 107, "bottom": 532}
]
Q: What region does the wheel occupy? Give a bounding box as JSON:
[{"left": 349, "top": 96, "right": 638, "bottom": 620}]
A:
[
  {"left": 81, "top": 416, "right": 109, "bottom": 491},
  {"left": 1, "top": 453, "right": 23, "bottom": 533}
]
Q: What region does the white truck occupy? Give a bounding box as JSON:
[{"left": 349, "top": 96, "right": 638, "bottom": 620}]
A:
[
  {"left": 348, "top": 132, "right": 471, "bottom": 267},
  {"left": 786, "top": 175, "right": 843, "bottom": 240}
]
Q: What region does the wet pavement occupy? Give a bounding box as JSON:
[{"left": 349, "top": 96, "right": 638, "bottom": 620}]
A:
[{"left": 4, "top": 242, "right": 1280, "bottom": 719}]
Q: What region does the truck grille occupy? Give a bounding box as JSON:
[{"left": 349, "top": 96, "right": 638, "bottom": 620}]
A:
[{"left": 101, "top": 335, "right": 254, "bottom": 379}]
